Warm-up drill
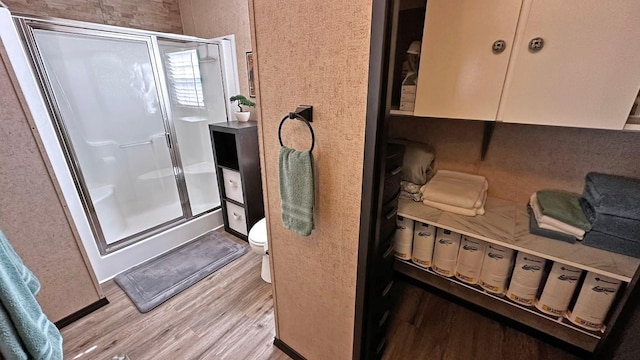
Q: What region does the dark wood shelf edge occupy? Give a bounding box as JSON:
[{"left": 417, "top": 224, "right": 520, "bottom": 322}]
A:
[
  {"left": 222, "top": 197, "right": 245, "bottom": 208},
  {"left": 393, "top": 259, "right": 598, "bottom": 354},
  {"left": 208, "top": 121, "right": 258, "bottom": 133}
]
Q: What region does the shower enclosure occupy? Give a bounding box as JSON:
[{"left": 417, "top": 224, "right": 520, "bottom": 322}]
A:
[{"left": 16, "top": 17, "right": 235, "bottom": 254}]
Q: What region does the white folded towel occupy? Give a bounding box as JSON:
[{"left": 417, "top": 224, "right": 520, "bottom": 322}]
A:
[
  {"left": 530, "top": 193, "right": 585, "bottom": 239},
  {"left": 422, "top": 170, "right": 488, "bottom": 209},
  {"left": 423, "top": 198, "right": 487, "bottom": 216},
  {"left": 422, "top": 181, "right": 488, "bottom": 217}
]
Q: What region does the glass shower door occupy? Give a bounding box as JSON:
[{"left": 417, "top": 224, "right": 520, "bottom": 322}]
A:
[
  {"left": 157, "top": 39, "right": 229, "bottom": 216},
  {"left": 31, "top": 28, "right": 185, "bottom": 248}
]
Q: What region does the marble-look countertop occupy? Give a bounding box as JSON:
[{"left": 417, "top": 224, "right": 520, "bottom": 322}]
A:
[{"left": 398, "top": 198, "right": 640, "bottom": 282}]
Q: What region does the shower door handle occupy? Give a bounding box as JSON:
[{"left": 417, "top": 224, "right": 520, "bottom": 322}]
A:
[
  {"left": 165, "top": 132, "right": 172, "bottom": 148},
  {"left": 119, "top": 140, "right": 152, "bottom": 149}
]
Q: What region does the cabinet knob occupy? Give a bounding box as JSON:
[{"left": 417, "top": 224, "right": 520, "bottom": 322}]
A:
[
  {"left": 492, "top": 40, "right": 506, "bottom": 54},
  {"left": 528, "top": 37, "right": 544, "bottom": 52}
]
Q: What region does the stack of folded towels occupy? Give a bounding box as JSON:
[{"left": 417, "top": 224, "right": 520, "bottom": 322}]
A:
[
  {"left": 528, "top": 190, "right": 592, "bottom": 244},
  {"left": 421, "top": 170, "right": 488, "bottom": 216},
  {"left": 580, "top": 172, "right": 640, "bottom": 258}
]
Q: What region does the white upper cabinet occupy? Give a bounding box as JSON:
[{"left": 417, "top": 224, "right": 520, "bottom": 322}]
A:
[
  {"left": 410, "top": 0, "right": 640, "bottom": 130},
  {"left": 414, "top": 0, "right": 523, "bottom": 121},
  {"left": 497, "top": 0, "right": 640, "bottom": 129}
]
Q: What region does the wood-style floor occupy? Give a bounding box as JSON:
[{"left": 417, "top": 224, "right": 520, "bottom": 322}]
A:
[
  {"left": 61, "top": 233, "right": 289, "bottom": 360},
  {"left": 62, "top": 232, "right": 580, "bottom": 360},
  {"left": 383, "top": 279, "right": 582, "bottom": 360}
]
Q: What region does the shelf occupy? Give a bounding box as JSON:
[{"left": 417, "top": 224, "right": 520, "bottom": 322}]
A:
[
  {"left": 398, "top": 197, "right": 640, "bottom": 282},
  {"left": 208, "top": 121, "right": 258, "bottom": 133},
  {"left": 138, "top": 162, "right": 215, "bottom": 181},
  {"left": 394, "top": 259, "right": 600, "bottom": 352},
  {"left": 624, "top": 115, "right": 640, "bottom": 131},
  {"left": 389, "top": 106, "right": 414, "bottom": 116},
  {"left": 178, "top": 116, "right": 209, "bottom": 122},
  {"left": 222, "top": 196, "right": 244, "bottom": 208}
]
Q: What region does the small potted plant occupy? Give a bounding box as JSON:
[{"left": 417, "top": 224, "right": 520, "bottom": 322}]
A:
[{"left": 230, "top": 95, "right": 255, "bottom": 122}]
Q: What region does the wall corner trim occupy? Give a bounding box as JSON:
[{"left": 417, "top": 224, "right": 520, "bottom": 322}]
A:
[
  {"left": 273, "top": 338, "right": 306, "bottom": 360},
  {"left": 54, "top": 297, "right": 109, "bottom": 329}
]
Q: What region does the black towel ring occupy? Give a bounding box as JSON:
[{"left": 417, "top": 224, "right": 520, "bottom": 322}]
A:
[{"left": 278, "top": 111, "right": 315, "bottom": 152}]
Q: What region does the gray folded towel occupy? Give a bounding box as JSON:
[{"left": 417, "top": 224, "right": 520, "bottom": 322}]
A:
[
  {"left": 279, "top": 147, "right": 314, "bottom": 236},
  {"left": 536, "top": 190, "right": 591, "bottom": 231},
  {"left": 583, "top": 230, "right": 640, "bottom": 259},
  {"left": 527, "top": 205, "right": 577, "bottom": 244},
  {"left": 401, "top": 141, "right": 435, "bottom": 185},
  {"left": 583, "top": 172, "right": 640, "bottom": 221},
  {"left": 580, "top": 198, "right": 640, "bottom": 242}
]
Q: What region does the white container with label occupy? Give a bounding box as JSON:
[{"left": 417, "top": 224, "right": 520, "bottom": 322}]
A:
[
  {"left": 507, "top": 253, "right": 546, "bottom": 306},
  {"left": 431, "top": 228, "right": 461, "bottom": 277},
  {"left": 412, "top": 222, "right": 436, "bottom": 268},
  {"left": 393, "top": 216, "right": 414, "bottom": 260},
  {"left": 455, "top": 236, "right": 487, "bottom": 284},
  {"left": 535, "top": 262, "right": 583, "bottom": 316},
  {"left": 567, "top": 272, "right": 621, "bottom": 331},
  {"left": 478, "top": 244, "right": 515, "bottom": 294}
]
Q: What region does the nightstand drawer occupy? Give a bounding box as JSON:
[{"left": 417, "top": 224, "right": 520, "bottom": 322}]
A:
[
  {"left": 222, "top": 168, "right": 244, "bottom": 204},
  {"left": 225, "top": 201, "right": 247, "bottom": 235}
]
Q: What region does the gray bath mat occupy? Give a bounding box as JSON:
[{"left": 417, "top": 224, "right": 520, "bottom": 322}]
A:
[{"left": 114, "top": 231, "right": 247, "bottom": 313}]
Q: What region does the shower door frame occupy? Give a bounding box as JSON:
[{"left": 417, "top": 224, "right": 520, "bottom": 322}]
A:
[{"left": 15, "top": 15, "right": 231, "bottom": 255}]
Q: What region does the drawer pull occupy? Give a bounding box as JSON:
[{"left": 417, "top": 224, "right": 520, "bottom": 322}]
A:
[
  {"left": 528, "top": 37, "right": 544, "bottom": 52},
  {"left": 382, "top": 243, "right": 394, "bottom": 259},
  {"left": 228, "top": 179, "right": 238, "bottom": 187},
  {"left": 382, "top": 280, "right": 394, "bottom": 297},
  {"left": 232, "top": 212, "right": 241, "bottom": 220},
  {"left": 389, "top": 165, "right": 402, "bottom": 176},
  {"left": 384, "top": 207, "right": 398, "bottom": 220},
  {"left": 378, "top": 310, "right": 390, "bottom": 327},
  {"left": 492, "top": 39, "right": 506, "bottom": 54}
]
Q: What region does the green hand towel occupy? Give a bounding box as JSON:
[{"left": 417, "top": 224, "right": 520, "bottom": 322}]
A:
[
  {"left": 279, "top": 147, "right": 314, "bottom": 236},
  {"left": 536, "top": 190, "right": 592, "bottom": 232},
  {"left": 0, "top": 230, "right": 63, "bottom": 360}
]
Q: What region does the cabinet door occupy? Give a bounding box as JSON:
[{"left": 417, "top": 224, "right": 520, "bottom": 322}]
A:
[
  {"left": 414, "top": 0, "right": 523, "bottom": 120},
  {"left": 498, "top": 0, "right": 640, "bottom": 129}
]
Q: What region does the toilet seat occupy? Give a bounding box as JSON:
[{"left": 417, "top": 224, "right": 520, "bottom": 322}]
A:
[{"left": 248, "top": 218, "right": 267, "bottom": 248}]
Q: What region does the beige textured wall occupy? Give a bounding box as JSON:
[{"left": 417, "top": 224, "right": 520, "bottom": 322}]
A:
[
  {"left": 250, "top": 0, "right": 372, "bottom": 358},
  {"left": 179, "top": 0, "right": 254, "bottom": 114},
  {"left": 4, "top": 0, "right": 182, "bottom": 33},
  {"left": 389, "top": 117, "right": 640, "bottom": 204},
  {"left": 0, "top": 42, "right": 102, "bottom": 322}
]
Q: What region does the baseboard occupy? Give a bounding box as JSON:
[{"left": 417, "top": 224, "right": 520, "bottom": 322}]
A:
[
  {"left": 55, "top": 297, "right": 109, "bottom": 329},
  {"left": 273, "top": 337, "right": 306, "bottom": 360}
]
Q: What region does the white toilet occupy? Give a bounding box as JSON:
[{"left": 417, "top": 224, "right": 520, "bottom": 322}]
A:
[{"left": 248, "top": 218, "right": 271, "bottom": 283}]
